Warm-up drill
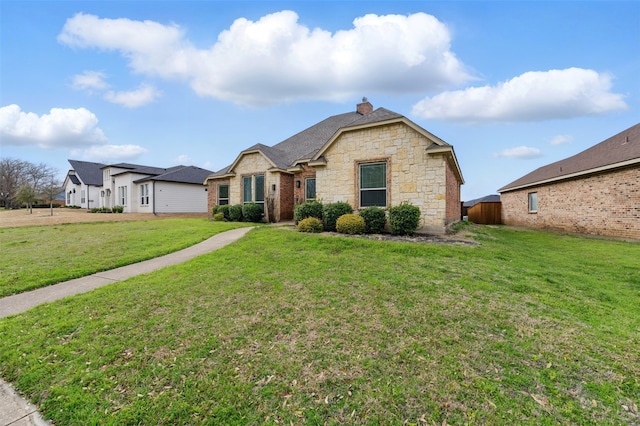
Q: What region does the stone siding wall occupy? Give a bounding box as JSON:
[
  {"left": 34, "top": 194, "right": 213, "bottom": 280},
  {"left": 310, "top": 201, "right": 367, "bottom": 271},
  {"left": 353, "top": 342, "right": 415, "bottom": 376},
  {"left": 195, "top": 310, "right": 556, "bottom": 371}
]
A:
[
  {"left": 501, "top": 166, "right": 640, "bottom": 240},
  {"left": 317, "top": 122, "right": 455, "bottom": 233}
]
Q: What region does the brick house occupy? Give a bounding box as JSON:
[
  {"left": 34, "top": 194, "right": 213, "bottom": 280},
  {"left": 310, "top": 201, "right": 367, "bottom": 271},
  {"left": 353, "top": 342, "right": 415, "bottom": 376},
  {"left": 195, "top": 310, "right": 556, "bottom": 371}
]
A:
[
  {"left": 204, "top": 100, "right": 464, "bottom": 234},
  {"left": 498, "top": 123, "right": 640, "bottom": 240}
]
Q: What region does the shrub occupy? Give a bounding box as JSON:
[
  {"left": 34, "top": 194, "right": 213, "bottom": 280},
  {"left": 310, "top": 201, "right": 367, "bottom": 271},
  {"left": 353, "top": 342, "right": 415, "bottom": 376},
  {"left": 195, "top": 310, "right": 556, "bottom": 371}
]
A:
[
  {"left": 336, "top": 213, "right": 365, "bottom": 235},
  {"left": 212, "top": 212, "right": 225, "bottom": 222},
  {"left": 217, "top": 205, "right": 230, "bottom": 221},
  {"left": 112, "top": 205, "right": 124, "bottom": 213},
  {"left": 294, "top": 200, "right": 323, "bottom": 224},
  {"left": 229, "top": 204, "right": 243, "bottom": 222},
  {"left": 359, "top": 206, "right": 387, "bottom": 234},
  {"left": 388, "top": 202, "right": 421, "bottom": 235},
  {"left": 211, "top": 205, "right": 219, "bottom": 215},
  {"left": 322, "top": 202, "right": 353, "bottom": 232},
  {"left": 297, "top": 217, "right": 324, "bottom": 233},
  {"left": 242, "top": 202, "right": 264, "bottom": 223}
]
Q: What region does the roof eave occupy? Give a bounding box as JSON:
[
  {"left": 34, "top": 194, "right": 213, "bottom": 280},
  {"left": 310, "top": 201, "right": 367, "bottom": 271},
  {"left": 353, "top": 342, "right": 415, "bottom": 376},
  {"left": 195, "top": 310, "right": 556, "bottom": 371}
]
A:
[{"left": 498, "top": 158, "right": 640, "bottom": 193}]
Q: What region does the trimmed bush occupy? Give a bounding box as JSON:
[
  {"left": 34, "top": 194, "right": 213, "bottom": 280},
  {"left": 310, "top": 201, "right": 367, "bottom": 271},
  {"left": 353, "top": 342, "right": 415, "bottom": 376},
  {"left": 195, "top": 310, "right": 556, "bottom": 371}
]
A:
[
  {"left": 388, "top": 202, "right": 421, "bottom": 235},
  {"left": 212, "top": 212, "right": 225, "bottom": 222},
  {"left": 336, "top": 213, "right": 365, "bottom": 235},
  {"left": 217, "top": 205, "right": 230, "bottom": 221},
  {"left": 229, "top": 204, "right": 243, "bottom": 222},
  {"left": 322, "top": 202, "right": 353, "bottom": 232},
  {"left": 294, "top": 200, "right": 323, "bottom": 224},
  {"left": 297, "top": 217, "right": 323, "bottom": 233},
  {"left": 359, "top": 206, "right": 387, "bottom": 234},
  {"left": 211, "top": 205, "right": 220, "bottom": 215},
  {"left": 242, "top": 202, "right": 264, "bottom": 223},
  {"left": 112, "top": 205, "right": 124, "bottom": 213}
]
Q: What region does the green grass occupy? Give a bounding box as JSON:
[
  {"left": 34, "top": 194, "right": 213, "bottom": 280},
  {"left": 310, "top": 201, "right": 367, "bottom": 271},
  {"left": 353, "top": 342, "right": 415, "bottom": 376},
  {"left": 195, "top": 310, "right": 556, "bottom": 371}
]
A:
[
  {"left": 0, "top": 225, "right": 639, "bottom": 425},
  {"left": 0, "top": 219, "right": 252, "bottom": 297}
]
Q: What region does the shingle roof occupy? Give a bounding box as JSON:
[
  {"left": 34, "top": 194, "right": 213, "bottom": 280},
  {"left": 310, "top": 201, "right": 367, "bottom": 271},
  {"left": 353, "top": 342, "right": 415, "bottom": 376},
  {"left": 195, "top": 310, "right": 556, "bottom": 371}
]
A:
[
  {"left": 209, "top": 107, "right": 408, "bottom": 178},
  {"left": 463, "top": 194, "right": 500, "bottom": 207},
  {"left": 67, "top": 160, "right": 105, "bottom": 185},
  {"left": 134, "top": 166, "right": 214, "bottom": 184},
  {"left": 499, "top": 123, "right": 640, "bottom": 192}
]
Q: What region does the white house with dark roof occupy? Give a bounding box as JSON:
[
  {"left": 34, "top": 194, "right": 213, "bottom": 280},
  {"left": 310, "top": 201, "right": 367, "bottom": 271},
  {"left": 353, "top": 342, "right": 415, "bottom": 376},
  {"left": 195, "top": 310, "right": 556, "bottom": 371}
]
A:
[
  {"left": 64, "top": 160, "right": 213, "bottom": 214},
  {"left": 204, "top": 99, "right": 465, "bottom": 234},
  {"left": 63, "top": 160, "right": 105, "bottom": 209},
  {"left": 499, "top": 123, "right": 640, "bottom": 239}
]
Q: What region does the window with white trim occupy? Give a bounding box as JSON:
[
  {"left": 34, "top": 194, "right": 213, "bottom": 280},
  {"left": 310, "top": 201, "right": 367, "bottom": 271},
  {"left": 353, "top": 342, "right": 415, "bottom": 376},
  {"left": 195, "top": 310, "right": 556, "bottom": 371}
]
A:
[
  {"left": 359, "top": 162, "right": 387, "bottom": 207},
  {"left": 140, "top": 183, "right": 149, "bottom": 205},
  {"left": 118, "top": 186, "right": 127, "bottom": 206},
  {"left": 81, "top": 190, "right": 86, "bottom": 204},
  {"left": 528, "top": 192, "right": 538, "bottom": 213}
]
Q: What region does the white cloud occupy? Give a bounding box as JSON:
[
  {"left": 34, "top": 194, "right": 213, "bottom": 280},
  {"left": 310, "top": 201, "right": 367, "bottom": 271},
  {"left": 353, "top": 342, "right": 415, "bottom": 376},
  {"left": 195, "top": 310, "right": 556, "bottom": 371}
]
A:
[
  {"left": 58, "top": 11, "right": 472, "bottom": 105},
  {"left": 550, "top": 134, "right": 573, "bottom": 145},
  {"left": 71, "top": 71, "right": 110, "bottom": 92},
  {"left": 73, "top": 144, "right": 148, "bottom": 162},
  {"left": 495, "top": 146, "right": 542, "bottom": 159},
  {"left": 412, "top": 68, "right": 627, "bottom": 122},
  {"left": 0, "top": 104, "right": 107, "bottom": 148},
  {"left": 173, "top": 154, "right": 192, "bottom": 164},
  {"left": 104, "top": 84, "right": 162, "bottom": 108}
]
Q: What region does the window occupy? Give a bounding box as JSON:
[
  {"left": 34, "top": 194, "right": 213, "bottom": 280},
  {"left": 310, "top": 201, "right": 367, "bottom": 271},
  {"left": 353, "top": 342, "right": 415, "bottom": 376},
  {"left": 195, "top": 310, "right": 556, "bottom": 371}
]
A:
[
  {"left": 218, "top": 184, "right": 229, "bottom": 205},
  {"left": 305, "top": 178, "right": 316, "bottom": 201},
  {"left": 118, "top": 186, "right": 127, "bottom": 206},
  {"left": 359, "top": 162, "right": 387, "bottom": 207},
  {"left": 67, "top": 192, "right": 71, "bottom": 204},
  {"left": 81, "top": 190, "right": 86, "bottom": 204},
  {"left": 243, "top": 175, "right": 265, "bottom": 206},
  {"left": 140, "top": 183, "right": 149, "bottom": 205},
  {"left": 528, "top": 192, "right": 538, "bottom": 213}
]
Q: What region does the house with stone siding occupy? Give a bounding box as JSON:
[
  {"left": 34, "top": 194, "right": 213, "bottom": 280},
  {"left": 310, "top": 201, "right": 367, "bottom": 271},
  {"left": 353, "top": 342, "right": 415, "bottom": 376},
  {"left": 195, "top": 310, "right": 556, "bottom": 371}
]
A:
[
  {"left": 498, "top": 123, "right": 640, "bottom": 240},
  {"left": 204, "top": 100, "right": 464, "bottom": 234}
]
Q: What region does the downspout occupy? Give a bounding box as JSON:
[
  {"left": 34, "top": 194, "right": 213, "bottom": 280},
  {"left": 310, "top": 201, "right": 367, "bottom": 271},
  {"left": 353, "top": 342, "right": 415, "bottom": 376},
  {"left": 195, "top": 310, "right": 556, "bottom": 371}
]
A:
[
  {"left": 152, "top": 181, "right": 156, "bottom": 215},
  {"left": 86, "top": 184, "right": 90, "bottom": 211}
]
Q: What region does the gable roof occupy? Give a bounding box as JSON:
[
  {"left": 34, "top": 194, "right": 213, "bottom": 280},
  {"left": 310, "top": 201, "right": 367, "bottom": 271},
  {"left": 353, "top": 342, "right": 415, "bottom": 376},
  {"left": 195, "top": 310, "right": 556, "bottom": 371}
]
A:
[
  {"left": 206, "top": 104, "right": 459, "bottom": 182},
  {"left": 499, "top": 123, "right": 640, "bottom": 192},
  {"left": 67, "top": 160, "right": 105, "bottom": 186},
  {"left": 134, "top": 166, "right": 214, "bottom": 184},
  {"left": 463, "top": 194, "right": 500, "bottom": 208}
]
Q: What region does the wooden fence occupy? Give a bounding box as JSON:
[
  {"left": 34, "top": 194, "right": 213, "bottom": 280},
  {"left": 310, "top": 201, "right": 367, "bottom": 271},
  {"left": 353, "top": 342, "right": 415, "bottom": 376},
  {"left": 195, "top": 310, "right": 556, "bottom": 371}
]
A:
[{"left": 467, "top": 202, "right": 502, "bottom": 225}]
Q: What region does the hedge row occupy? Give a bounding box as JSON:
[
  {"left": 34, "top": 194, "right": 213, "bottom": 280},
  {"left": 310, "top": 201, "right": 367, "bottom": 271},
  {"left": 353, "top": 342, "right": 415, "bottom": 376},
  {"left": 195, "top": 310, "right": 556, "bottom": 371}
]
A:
[
  {"left": 294, "top": 201, "right": 421, "bottom": 235},
  {"left": 212, "top": 203, "right": 265, "bottom": 223}
]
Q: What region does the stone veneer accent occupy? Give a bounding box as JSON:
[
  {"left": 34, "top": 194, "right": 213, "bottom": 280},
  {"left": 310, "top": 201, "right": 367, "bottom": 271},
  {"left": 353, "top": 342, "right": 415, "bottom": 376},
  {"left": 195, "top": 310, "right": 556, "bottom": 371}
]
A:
[
  {"left": 316, "top": 122, "right": 458, "bottom": 234},
  {"left": 501, "top": 166, "right": 640, "bottom": 240},
  {"left": 293, "top": 165, "right": 317, "bottom": 205}
]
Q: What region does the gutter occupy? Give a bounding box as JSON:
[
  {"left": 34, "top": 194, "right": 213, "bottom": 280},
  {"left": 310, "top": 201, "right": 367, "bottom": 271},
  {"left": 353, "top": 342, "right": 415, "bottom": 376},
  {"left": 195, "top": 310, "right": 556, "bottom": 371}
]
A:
[{"left": 498, "top": 158, "right": 640, "bottom": 193}]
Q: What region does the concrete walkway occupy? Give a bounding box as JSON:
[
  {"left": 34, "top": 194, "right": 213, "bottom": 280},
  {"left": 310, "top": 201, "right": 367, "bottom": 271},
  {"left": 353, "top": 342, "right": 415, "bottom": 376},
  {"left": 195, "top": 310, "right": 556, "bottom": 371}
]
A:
[{"left": 0, "top": 226, "right": 253, "bottom": 426}]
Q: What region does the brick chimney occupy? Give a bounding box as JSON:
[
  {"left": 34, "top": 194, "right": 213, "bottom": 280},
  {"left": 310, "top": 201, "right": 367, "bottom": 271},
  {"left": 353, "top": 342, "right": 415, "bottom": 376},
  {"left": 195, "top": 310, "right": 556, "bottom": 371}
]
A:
[{"left": 356, "top": 97, "right": 373, "bottom": 115}]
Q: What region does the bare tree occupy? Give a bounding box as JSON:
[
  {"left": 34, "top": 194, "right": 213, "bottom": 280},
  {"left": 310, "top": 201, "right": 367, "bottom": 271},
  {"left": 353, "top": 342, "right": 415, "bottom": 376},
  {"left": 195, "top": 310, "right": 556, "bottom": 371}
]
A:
[
  {"left": 0, "top": 158, "right": 28, "bottom": 208},
  {"left": 0, "top": 158, "right": 60, "bottom": 210},
  {"left": 39, "top": 175, "right": 63, "bottom": 216}
]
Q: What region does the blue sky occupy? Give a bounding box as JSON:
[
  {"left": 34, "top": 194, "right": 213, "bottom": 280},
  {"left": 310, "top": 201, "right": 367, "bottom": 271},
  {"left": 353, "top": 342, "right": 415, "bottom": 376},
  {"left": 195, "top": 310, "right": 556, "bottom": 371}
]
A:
[{"left": 1, "top": 1, "right": 638, "bottom": 200}]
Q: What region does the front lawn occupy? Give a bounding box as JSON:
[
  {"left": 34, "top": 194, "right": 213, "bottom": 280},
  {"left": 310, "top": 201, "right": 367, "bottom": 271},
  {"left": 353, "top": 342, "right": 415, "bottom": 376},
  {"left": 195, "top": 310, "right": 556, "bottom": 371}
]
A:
[
  {"left": 0, "top": 219, "right": 251, "bottom": 297},
  {"left": 0, "top": 225, "right": 638, "bottom": 425}
]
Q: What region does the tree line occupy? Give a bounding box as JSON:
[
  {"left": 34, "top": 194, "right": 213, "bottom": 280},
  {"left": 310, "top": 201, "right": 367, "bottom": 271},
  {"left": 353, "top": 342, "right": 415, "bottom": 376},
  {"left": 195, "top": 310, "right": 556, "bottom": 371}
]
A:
[{"left": 0, "top": 157, "right": 62, "bottom": 212}]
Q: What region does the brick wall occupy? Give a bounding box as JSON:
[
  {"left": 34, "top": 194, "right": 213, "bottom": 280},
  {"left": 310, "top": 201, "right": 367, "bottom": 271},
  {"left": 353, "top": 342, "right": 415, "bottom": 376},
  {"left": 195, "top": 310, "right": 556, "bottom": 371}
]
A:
[
  {"left": 445, "top": 158, "right": 461, "bottom": 224},
  {"left": 501, "top": 166, "right": 640, "bottom": 240},
  {"left": 279, "top": 173, "right": 294, "bottom": 220},
  {"left": 207, "top": 178, "right": 229, "bottom": 217},
  {"left": 293, "top": 165, "right": 317, "bottom": 205}
]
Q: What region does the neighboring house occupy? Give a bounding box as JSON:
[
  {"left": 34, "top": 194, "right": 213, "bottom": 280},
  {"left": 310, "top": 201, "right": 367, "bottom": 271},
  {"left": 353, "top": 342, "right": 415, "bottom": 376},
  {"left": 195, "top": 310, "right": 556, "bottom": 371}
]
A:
[
  {"left": 204, "top": 99, "right": 464, "bottom": 234},
  {"left": 64, "top": 160, "right": 213, "bottom": 214},
  {"left": 498, "top": 123, "right": 640, "bottom": 240},
  {"left": 63, "top": 160, "right": 105, "bottom": 209},
  {"left": 463, "top": 195, "right": 501, "bottom": 225}
]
